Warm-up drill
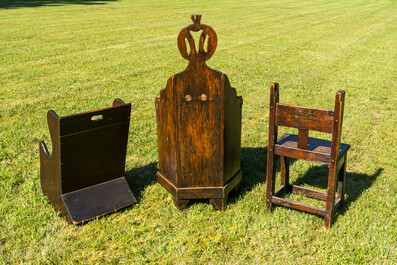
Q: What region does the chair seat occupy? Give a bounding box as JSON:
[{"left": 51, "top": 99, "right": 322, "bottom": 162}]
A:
[{"left": 274, "top": 133, "right": 350, "bottom": 164}]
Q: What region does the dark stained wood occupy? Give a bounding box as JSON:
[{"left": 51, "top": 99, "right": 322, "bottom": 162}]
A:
[
  {"left": 280, "top": 156, "right": 290, "bottom": 189},
  {"left": 266, "top": 83, "right": 279, "bottom": 210},
  {"left": 266, "top": 85, "right": 350, "bottom": 228},
  {"left": 61, "top": 177, "right": 134, "bottom": 224},
  {"left": 325, "top": 90, "right": 345, "bottom": 227},
  {"left": 274, "top": 133, "right": 350, "bottom": 164},
  {"left": 290, "top": 185, "right": 327, "bottom": 200},
  {"left": 156, "top": 15, "right": 242, "bottom": 210},
  {"left": 40, "top": 99, "right": 136, "bottom": 224},
  {"left": 271, "top": 197, "right": 327, "bottom": 216},
  {"left": 172, "top": 197, "right": 190, "bottom": 210}
]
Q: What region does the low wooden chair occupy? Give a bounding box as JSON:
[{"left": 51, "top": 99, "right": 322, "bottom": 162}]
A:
[
  {"left": 40, "top": 99, "right": 136, "bottom": 224},
  {"left": 266, "top": 83, "right": 350, "bottom": 228}
]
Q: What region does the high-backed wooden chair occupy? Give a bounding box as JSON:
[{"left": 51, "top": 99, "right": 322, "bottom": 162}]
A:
[
  {"left": 266, "top": 83, "right": 350, "bottom": 228},
  {"left": 155, "top": 15, "right": 243, "bottom": 210}
]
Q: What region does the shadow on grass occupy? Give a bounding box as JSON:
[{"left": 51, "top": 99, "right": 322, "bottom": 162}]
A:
[
  {"left": 239, "top": 147, "right": 267, "bottom": 195},
  {"left": 124, "top": 162, "right": 158, "bottom": 202},
  {"left": 123, "top": 147, "right": 270, "bottom": 206},
  {"left": 292, "top": 165, "right": 383, "bottom": 213},
  {"left": 0, "top": 0, "right": 117, "bottom": 9}
]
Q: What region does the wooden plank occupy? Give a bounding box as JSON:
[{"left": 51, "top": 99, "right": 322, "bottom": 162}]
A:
[
  {"left": 59, "top": 104, "right": 131, "bottom": 136},
  {"left": 325, "top": 90, "right": 346, "bottom": 228},
  {"left": 297, "top": 129, "right": 309, "bottom": 149},
  {"left": 290, "top": 185, "right": 327, "bottom": 200},
  {"left": 266, "top": 83, "right": 279, "bottom": 209},
  {"left": 276, "top": 103, "right": 334, "bottom": 133},
  {"left": 275, "top": 145, "right": 329, "bottom": 164},
  {"left": 223, "top": 170, "right": 242, "bottom": 196},
  {"left": 61, "top": 177, "right": 136, "bottom": 224},
  {"left": 280, "top": 156, "right": 290, "bottom": 187},
  {"left": 157, "top": 171, "right": 177, "bottom": 197},
  {"left": 177, "top": 186, "right": 224, "bottom": 199},
  {"left": 272, "top": 196, "right": 327, "bottom": 216},
  {"left": 276, "top": 133, "right": 350, "bottom": 161}
]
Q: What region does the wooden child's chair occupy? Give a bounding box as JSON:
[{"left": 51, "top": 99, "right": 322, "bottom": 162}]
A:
[
  {"left": 266, "top": 83, "right": 350, "bottom": 228},
  {"left": 40, "top": 99, "right": 136, "bottom": 224}
]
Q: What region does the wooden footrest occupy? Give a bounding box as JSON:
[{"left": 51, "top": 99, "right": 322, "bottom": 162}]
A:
[{"left": 61, "top": 177, "right": 136, "bottom": 224}]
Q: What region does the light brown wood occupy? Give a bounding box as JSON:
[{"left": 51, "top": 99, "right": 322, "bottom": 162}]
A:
[
  {"left": 275, "top": 103, "right": 334, "bottom": 133},
  {"left": 266, "top": 85, "right": 350, "bottom": 228}
]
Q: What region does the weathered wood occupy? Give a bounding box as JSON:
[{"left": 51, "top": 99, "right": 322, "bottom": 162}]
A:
[
  {"left": 266, "top": 85, "right": 350, "bottom": 228},
  {"left": 40, "top": 99, "right": 136, "bottom": 224},
  {"left": 271, "top": 197, "right": 327, "bottom": 216},
  {"left": 156, "top": 15, "right": 242, "bottom": 210},
  {"left": 325, "top": 90, "right": 345, "bottom": 228},
  {"left": 290, "top": 185, "right": 327, "bottom": 200},
  {"left": 297, "top": 129, "right": 309, "bottom": 149},
  {"left": 266, "top": 83, "right": 279, "bottom": 210},
  {"left": 274, "top": 133, "right": 350, "bottom": 164},
  {"left": 275, "top": 103, "right": 334, "bottom": 133}
]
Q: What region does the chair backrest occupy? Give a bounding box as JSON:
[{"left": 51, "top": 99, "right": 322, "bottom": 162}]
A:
[{"left": 269, "top": 83, "right": 345, "bottom": 161}]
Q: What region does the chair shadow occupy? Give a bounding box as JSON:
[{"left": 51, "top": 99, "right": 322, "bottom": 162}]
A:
[
  {"left": 0, "top": 0, "right": 117, "bottom": 9},
  {"left": 292, "top": 165, "right": 383, "bottom": 213},
  {"left": 124, "top": 162, "right": 158, "bottom": 202},
  {"left": 239, "top": 147, "right": 267, "bottom": 195}
]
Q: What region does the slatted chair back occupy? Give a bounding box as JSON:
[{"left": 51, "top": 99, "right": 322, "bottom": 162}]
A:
[{"left": 269, "top": 83, "right": 345, "bottom": 163}]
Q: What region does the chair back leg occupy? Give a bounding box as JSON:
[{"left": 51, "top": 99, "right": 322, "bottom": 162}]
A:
[
  {"left": 325, "top": 166, "right": 339, "bottom": 227},
  {"left": 266, "top": 152, "right": 276, "bottom": 210}
]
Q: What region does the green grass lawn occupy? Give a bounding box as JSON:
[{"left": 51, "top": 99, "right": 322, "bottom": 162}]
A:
[{"left": 1, "top": 0, "right": 396, "bottom": 263}]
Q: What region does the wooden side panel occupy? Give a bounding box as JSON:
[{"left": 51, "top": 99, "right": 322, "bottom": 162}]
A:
[
  {"left": 40, "top": 110, "right": 61, "bottom": 210},
  {"left": 59, "top": 104, "right": 131, "bottom": 194},
  {"left": 276, "top": 104, "right": 334, "bottom": 133},
  {"left": 59, "top": 104, "right": 130, "bottom": 136},
  {"left": 156, "top": 77, "right": 178, "bottom": 186},
  {"left": 223, "top": 74, "right": 243, "bottom": 184},
  {"left": 176, "top": 63, "right": 222, "bottom": 188}
]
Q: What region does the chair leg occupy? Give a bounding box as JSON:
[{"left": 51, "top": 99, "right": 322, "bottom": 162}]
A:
[
  {"left": 266, "top": 153, "right": 276, "bottom": 211},
  {"left": 325, "top": 166, "right": 338, "bottom": 228},
  {"left": 280, "top": 156, "right": 290, "bottom": 192},
  {"left": 337, "top": 155, "right": 347, "bottom": 208}
]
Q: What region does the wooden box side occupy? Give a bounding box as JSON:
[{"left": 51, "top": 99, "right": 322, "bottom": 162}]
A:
[
  {"left": 156, "top": 76, "right": 178, "bottom": 186},
  {"left": 222, "top": 74, "right": 243, "bottom": 185}
]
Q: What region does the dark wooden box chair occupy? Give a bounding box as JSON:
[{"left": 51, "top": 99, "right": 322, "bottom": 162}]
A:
[
  {"left": 266, "top": 83, "right": 350, "bottom": 228},
  {"left": 39, "top": 98, "right": 136, "bottom": 224},
  {"left": 155, "top": 15, "right": 243, "bottom": 210}
]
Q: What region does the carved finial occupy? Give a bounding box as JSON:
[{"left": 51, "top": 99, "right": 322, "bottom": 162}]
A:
[
  {"left": 177, "top": 15, "right": 217, "bottom": 62},
  {"left": 191, "top": 14, "right": 202, "bottom": 30}
]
